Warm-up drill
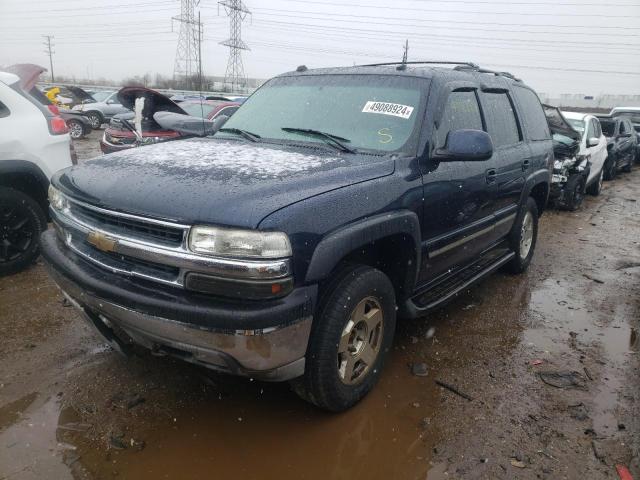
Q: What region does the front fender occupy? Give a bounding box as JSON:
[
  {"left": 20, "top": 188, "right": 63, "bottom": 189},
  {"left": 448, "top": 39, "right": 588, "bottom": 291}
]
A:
[
  {"left": 305, "top": 210, "right": 421, "bottom": 286},
  {"left": 520, "top": 168, "right": 551, "bottom": 215}
]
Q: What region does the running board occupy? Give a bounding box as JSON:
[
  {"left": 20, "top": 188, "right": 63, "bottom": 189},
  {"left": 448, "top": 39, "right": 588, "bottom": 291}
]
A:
[{"left": 404, "top": 249, "right": 515, "bottom": 317}]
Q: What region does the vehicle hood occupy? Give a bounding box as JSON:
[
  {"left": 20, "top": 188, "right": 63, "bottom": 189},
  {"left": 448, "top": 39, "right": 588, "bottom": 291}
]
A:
[
  {"left": 66, "top": 85, "right": 94, "bottom": 102},
  {"left": 3, "top": 63, "right": 46, "bottom": 90},
  {"left": 54, "top": 138, "right": 395, "bottom": 228},
  {"left": 117, "top": 86, "right": 187, "bottom": 117},
  {"left": 543, "top": 104, "right": 581, "bottom": 143}
]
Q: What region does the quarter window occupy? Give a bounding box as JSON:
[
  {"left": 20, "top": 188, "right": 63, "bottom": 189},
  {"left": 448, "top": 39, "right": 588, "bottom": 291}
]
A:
[
  {"left": 435, "top": 90, "right": 483, "bottom": 149},
  {"left": 480, "top": 92, "right": 521, "bottom": 148},
  {"left": 0, "top": 100, "right": 9, "bottom": 118},
  {"left": 512, "top": 86, "right": 549, "bottom": 141}
]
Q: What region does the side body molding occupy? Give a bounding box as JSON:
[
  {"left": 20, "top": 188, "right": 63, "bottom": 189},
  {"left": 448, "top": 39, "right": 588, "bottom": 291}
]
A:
[{"left": 305, "top": 210, "right": 421, "bottom": 287}]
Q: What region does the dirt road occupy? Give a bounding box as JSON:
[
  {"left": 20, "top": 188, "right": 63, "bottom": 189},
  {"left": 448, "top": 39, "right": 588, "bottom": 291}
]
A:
[{"left": 1, "top": 133, "right": 638, "bottom": 479}]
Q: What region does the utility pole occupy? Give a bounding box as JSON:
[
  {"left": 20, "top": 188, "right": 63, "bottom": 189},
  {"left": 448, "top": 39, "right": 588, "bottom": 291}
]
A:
[
  {"left": 402, "top": 39, "right": 409, "bottom": 65},
  {"left": 218, "top": 0, "right": 250, "bottom": 93},
  {"left": 43, "top": 35, "right": 54, "bottom": 82},
  {"left": 172, "top": 0, "right": 201, "bottom": 89}
]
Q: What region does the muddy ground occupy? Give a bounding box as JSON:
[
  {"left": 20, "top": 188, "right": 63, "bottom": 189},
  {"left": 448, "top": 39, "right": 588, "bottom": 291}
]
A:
[{"left": 0, "top": 130, "right": 638, "bottom": 480}]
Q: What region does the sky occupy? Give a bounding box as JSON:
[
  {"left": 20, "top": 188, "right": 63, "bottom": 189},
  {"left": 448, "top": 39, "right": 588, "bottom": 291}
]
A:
[{"left": 1, "top": 0, "right": 640, "bottom": 96}]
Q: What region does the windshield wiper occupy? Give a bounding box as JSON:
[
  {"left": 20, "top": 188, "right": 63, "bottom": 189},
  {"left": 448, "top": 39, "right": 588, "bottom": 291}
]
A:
[
  {"left": 218, "top": 127, "right": 261, "bottom": 142},
  {"left": 281, "top": 127, "right": 356, "bottom": 153}
]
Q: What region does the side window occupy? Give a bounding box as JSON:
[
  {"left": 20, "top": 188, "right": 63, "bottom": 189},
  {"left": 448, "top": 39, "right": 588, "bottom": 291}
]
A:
[
  {"left": 586, "top": 119, "right": 596, "bottom": 139},
  {"left": 0, "top": 100, "right": 9, "bottom": 118},
  {"left": 480, "top": 91, "right": 521, "bottom": 148},
  {"left": 216, "top": 106, "right": 239, "bottom": 118},
  {"left": 512, "top": 86, "right": 550, "bottom": 141},
  {"left": 619, "top": 121, "right": 627, "bottom": 135},
  {"left": 435, "top": 90, "right": 483, "bottom": 149}
]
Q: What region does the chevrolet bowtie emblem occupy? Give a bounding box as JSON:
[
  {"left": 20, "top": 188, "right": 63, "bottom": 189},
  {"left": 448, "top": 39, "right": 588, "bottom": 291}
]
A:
[{"left": 86, "top": 231, "right": 117, "bottom": 253}]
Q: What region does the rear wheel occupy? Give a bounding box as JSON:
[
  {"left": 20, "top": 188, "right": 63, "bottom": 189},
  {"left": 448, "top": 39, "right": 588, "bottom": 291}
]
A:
[
  {"left": 291, "top": 265, "right": 396, "bottom": 411},
  {"left": 0, "top": 187, "right": 47, "bottom": 276},
  {"left": 586, "top": 169, "right": 604, "bottom": 196},
  {"left": 505, "top": 197, "right": 538, "bottom": 274},
  {"left": 86, "top": 111, "right": 103, "bottom": 129},
  {"left": 67, "top": 119, "right": 85, "bottom": 139},
  {"left": 562, "top": 175, "right": 586, "bottom": 211}
]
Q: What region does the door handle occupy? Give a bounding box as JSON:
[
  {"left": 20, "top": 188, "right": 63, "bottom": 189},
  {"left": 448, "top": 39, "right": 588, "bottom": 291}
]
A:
[
  {"left": 486, "top": 169, "right": 497, "bottom": 184},
  {"left": 522, "top": 159, "right": 531, "bottom": 171}
]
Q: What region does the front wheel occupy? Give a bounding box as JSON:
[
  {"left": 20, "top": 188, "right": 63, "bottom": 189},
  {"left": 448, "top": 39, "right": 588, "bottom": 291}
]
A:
[
  {"left": 291, "top": 265, "right": 397, "bottom": 411},
  {"left": 562, "top": 175, "right": 586, "bottom": 211},
  {"left": 505, "top": 197, "right": 539, "bottom": 274},
  {"left": 622, "top": 155, "right": 632, "bottom": 173},
  {"left": 86, "top": 111, "right": 103, "bottom": 129},
  {"left": 603, "top": 156, "right": 617, "bottom": 181},
  {"left": 0, "top": 187, "right": 47, "bottom": 276}
]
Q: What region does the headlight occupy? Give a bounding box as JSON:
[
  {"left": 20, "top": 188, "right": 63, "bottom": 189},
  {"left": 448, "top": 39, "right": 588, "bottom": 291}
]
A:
[
  {"left": 48, "top": 185, "right": 69, "bottom": 211},
  {"left": 188, "top": 226, "right": 292, "bottom": 259}
]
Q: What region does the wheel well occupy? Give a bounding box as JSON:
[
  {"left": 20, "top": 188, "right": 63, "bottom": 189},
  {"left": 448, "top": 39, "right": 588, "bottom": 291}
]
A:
[
  {"left": 529, "top": 182, "right": 548, "bottom": 216},
  {"left": 329, "top": 234, "right": 417, "bottom": 301},
  {"left": 0, "top": 172, "right": 48, "bottom": 215}
]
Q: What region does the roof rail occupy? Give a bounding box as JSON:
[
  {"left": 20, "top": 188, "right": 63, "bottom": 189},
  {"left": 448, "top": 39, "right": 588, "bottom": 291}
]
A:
[
  {"left": 453, "top": 64, "right": 522, "bottom": 82},
  {"left": 357, "top": 60, "right": 480, "bottom": 71}
]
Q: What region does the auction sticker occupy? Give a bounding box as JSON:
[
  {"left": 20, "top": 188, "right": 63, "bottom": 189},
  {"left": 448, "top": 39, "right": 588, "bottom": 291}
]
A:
[{"left": 362, "top": 101, "right": 414, "bottom": 119}]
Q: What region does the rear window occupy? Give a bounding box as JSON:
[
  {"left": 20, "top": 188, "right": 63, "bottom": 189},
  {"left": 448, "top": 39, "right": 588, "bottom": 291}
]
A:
[
  {"left": 480, "top": 91, "right": 521, "bottom": 147},
  {"left": 512, "top": 86, "right": 550, "bottom": 141}
]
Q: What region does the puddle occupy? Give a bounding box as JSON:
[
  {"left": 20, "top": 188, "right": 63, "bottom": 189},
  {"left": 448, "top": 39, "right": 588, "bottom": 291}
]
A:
[{"left": 0, "top": 392, "right": 38, "bottom": 432}]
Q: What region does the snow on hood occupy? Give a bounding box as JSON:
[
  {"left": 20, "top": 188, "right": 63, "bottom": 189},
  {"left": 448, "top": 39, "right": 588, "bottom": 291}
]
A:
[{"left": 98, "top": 137, "right": 344, "bottom": 180}]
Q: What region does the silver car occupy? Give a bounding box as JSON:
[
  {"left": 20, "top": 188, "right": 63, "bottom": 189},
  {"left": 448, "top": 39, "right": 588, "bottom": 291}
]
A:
[{"left": 71, "top": 91, "right": 129, "bottom": 129}]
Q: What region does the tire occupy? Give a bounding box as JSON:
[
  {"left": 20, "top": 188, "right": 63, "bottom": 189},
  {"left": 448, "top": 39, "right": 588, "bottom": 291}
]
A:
[
  {"left": 291, "top": 265, "right": 397, "bottom": 412},
  {"left": 67, "top": 119, "right": 85, "bottom": 139},
  {"left": 86, "top": 111, "right": 103, "bottom": 129},
  {"left": 603, "top": 156, "right": 617, "bottom": 181},
  {"left": 561, "top": 175, "right": 586, "bottom": 211},
  {"left": 0, "top": 187, "right": 47, "bottom": 276},
  {"left": 622, "top": 155, "right": 632, "bottom": 173},
  {"left": 586, "top": 169, "right": 604, "bottom": 196},
  {"left": 505, "top": 196, "right": 539, "bottom": 274}
]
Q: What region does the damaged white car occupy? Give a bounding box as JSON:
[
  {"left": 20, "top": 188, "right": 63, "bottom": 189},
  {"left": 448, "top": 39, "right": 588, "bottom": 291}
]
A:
[{"left": 545, "top": 106, "right": 607, "bottom": 210}]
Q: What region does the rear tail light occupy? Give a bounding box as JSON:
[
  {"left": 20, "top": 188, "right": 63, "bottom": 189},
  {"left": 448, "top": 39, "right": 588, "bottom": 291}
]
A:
[
  {"left": 47, "top": 104, "right": 60, "bottom": 116},
  {"left": 48, "top": 116, "right": 69, "bottom": 135}
]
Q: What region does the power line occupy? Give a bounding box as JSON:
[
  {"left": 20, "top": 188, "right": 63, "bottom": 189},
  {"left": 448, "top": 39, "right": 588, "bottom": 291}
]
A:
[
  {"left": 42, "top": 35, "right": 54, "bottom": 82},
  {"left": 281, "top": 0, "right": 640, "bottom": 8},
  {"left": 218, "top": 0, "right": 251, "bottom": 92}
]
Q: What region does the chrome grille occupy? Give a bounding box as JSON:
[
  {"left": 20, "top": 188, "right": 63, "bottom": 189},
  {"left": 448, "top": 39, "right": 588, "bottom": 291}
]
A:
[{"left": 69, "top": 202, "right": 185, "bottom": 247}]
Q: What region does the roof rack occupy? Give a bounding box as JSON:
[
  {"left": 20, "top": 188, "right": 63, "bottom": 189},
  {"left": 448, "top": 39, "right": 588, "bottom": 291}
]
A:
[
  {"left": 453, "top": 64, "right": 522, "bottom": 82},
  {"left": 358, "top": 60, "right": 479, "bottom": 70}
]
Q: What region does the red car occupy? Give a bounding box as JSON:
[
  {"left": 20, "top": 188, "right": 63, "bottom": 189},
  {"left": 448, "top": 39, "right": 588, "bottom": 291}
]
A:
[{"left": 100, "top": 86, "right": 240, "bottom": 154}]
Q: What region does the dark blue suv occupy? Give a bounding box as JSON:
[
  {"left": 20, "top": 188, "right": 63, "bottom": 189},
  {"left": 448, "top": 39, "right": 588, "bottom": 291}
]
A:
[{"left": 41, "top": 62, "right": 553, "bottom": 411}]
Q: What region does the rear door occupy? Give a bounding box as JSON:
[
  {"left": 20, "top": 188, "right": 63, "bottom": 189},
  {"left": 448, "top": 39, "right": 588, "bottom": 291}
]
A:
[
  {"left": 420, "top": 84, "right": 499, "bottom": 281},
  {"left": 587, "top": 118, "right": 607, "bottom": 181}
]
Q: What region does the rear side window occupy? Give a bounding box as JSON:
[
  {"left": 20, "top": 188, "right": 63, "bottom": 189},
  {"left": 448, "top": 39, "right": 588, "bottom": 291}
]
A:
[
  {"left": 0, "top": 100, "right": 9, "bottom": 118},
  {"left": 511, "top": 86, "right": 549, "bottom": 141},
  {"left": 620, "top": 121, "right": 627, "bottom": 135},
  {"left": 480, "top": 92, "right": 521, "bottom": 147},
  {"left": 435, "top": 90, "right": 483, "bottom": 149}
]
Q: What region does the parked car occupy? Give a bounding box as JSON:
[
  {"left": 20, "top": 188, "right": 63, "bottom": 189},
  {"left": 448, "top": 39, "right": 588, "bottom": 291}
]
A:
[
  {"left": 41, "top": 62, "right": 552, "bottom": 411},
  {"left": 546, "top": 109, "right": 607, "bottom": 209},
  {"left": 5, "top": 65, "right": 93, "bottom": 140},
  {"left": 100, "top": 87, "right": 240, "bottom": 154},
  {"left": 610, "top": 107, "right": 640, "bottom": 161},
  {"left": 596, "top": 115, "right": 637, "bottom": 179},
  {"left": 0, "top": 68, "right": 74, "bottom": 275},
  {"left": 71, "top": 90, "right": 128, "bottom": 129}
]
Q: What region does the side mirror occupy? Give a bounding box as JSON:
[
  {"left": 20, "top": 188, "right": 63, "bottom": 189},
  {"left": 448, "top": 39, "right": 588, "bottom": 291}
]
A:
[
  {"left": 434, "top": 129, "right": 493, "bottom": 162},
  {"left": 210, "top": 114, "right": 229, "bottom": 132},
  {"left": 587, "top": 137, "right": 599, "bottom": 147}
]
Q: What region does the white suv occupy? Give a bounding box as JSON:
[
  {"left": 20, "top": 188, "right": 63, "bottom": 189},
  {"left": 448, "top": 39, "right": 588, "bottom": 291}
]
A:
[{"left": 0, "top": 70, "right": 74, "bottom": 275}]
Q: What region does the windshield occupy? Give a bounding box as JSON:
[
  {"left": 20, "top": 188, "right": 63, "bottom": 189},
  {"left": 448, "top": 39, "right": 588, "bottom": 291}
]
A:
[
  {"left": 91, "top": 91, "right": 112, "bottom": 102},
  {"left": 215, "top": 74, "right": 426, "bottom": 154},
  {"left": 566, "top": 118, "right": 585, "bottom": 136},
  {"left": 599, "top": 119, "right": 615, "bottom": 137},
  {"left": 180, "top": 102, "right": 218, "bottom": 118}
]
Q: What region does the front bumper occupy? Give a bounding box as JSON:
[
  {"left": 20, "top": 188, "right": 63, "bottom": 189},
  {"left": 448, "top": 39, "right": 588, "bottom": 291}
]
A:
[{"left": 41, "top": 230, "right": 316, "bottom": 381}]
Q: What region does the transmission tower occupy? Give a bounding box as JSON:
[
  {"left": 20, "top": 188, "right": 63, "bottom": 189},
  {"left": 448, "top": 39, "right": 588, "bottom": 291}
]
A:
[
  {"left": 173, "top": 0, "right": 202, "bottom": 89},
  {"left": 218, "top": 0, "right": 250, "bottom": 93}
]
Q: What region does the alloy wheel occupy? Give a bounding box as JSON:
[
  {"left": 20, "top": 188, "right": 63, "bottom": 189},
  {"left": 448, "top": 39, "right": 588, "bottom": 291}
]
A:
[
  {"left": 0, "top": 200, "right": 34, "bottom": 264},
  {"left": 519, "top": 211, "right": 534, "bottom": 260},
  {"left": 337, "top": 296, "right": 384, "bottom": 385},
  {"left": 69, "top": 121, "right": 83, "bottom": 139}
]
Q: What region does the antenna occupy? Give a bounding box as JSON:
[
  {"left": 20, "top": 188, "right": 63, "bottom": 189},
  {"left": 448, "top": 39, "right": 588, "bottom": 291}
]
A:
[
  {"left": 42, "top": 35, "right": 55, "bottom": 82},
  {"left": 173, "top": 0, "right": 202, "bottom": 90},
  {"left": 218, "top": 0, "right": 251, "bottom": 93}
]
